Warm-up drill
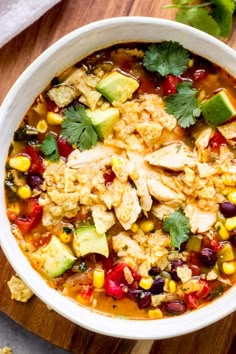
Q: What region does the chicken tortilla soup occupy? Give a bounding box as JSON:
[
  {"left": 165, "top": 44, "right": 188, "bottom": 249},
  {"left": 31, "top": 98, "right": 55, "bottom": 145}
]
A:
[{"left": 5, "top": 41, "right": 236, "bottom": 319}]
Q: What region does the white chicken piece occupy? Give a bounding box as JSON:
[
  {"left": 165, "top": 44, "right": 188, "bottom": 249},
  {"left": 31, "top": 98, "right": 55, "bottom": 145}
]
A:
[
  {"left": 197, "top": 162, "right": 217, "bottom": 178},
  {"left": 67, "top": 144, "right": 117, "bottom": 168},
  {"left": 91, "top": 205, "right": 115, "bottom": 234},
  {"left": 112, "top": 232, "right": 144, "bottom": 259},
  {"left": 114, "top": 183, "right": 141, "bottom": 230},
  {"left": 151, "top": 203, "right": 175, "bottom": 220},
  {"left": 217, "top": 121, "right": 236, "bottom": 140},
  {"left": 147, "top": 178, "right": 185, "bottom": 207},
  {"left": 145, "top": 141, "right": 196, "bottom": 171},
  {"left": 127, "top": 151, "right": 153, "bottom": 212},
  {"left": 194, "top": 126, "right": 214, "bottom": 150},
  {"left": 184, "top": 203, "right": 217, "bottom": 233}
]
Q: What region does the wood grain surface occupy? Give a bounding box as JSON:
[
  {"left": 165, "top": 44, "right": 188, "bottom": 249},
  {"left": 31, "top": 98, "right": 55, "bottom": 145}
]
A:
[{"left": 0, "top": 0, "right": 235, "bottom": 353}]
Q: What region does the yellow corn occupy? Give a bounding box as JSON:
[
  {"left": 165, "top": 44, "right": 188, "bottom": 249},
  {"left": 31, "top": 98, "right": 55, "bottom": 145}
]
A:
[
  {"left": 148, "top": 309, "right": 164, "bottom": 319},
  {"left": 188, "top": 58, "right": 194, "bottom": 68},
  {"left": 139, "top": 220, "right": 155, "bottom": 233},
  {"left": 47, "top": 112, "right": 63, "bottom": 125},
  {"left": 139, "top": 276, "right": 153, "bottom": 290},
  {"left": 7, "top": 202, "right": 20, "bottom": 216},
  {"left": 59, "top": 231, "right": 72, "bottom": 244},
  {"left": 225, "top": 216, "right": 236, "bottom": 231},
  {"left": 222, "top": 174, "right": 236, "bottom": 187},
  {"left": 215, "top": 221, "right": 230, "bottom": 240},
  {"left": 36, "top": 119, "right": 48, "bottom": 133},
  {"left": 76, "top": 294, "right": 90, "bottom": 305},
  {"left": 168, "top": 280, "right": 177, "bottom": 294},
  {"left": 17, "top": 185, "right": 32, "bottom": 199},
  {"left": 227, "top": 190, "right": 236, "bottom": 205},
  {"left": 222, "top": 261, "right": 236, "bottom": 275},
  {"left": 9, "top": 155, "right": 31, "bottom": 172},
  {"left": 130, "top": 223, "right": 139, "bottom": 233},
  {"left": 93, "top": 269, "right": 105, "bottom": 289}
]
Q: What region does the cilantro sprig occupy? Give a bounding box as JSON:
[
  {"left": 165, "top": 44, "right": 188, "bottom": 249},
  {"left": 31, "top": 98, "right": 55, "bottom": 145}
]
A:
[
  {"left": 143, "top": 41, "right": 190, "bottom": 76},
  {"left": 165, "top": 81, "right": 201, "bottom": 128},
  {"left": 164, "top": 0, "right": 236, "bottom": 38},
  {"left": 61, "top": 105, "right": 98, "bottom": 151},
  {"left": 41, "top": 134, "right": 59, "bottom": 162},
  {"left": 163, "top": 210, "right": 191, "bottom": 250}
]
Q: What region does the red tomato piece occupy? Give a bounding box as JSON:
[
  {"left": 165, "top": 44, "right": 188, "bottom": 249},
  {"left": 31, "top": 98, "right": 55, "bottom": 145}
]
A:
[
  {"left": 102, "top": 255, "right": 114, "bottom": 274},
  {"left": 80, "top": 285, "right": 93, "bottom": 301},
  {"left": 6, "top": 209, "right": 17, "bottom": 222},
  {"left": 57, "top": 137, "right": 74, "bottom": 158},
  {"left": 15, "top": 199, "right": 43, "bottom": 233},
  {"left": 193, "top": 69, "right": 208, "bottom": 82},
  {"left": 189, "top": 264, "right": 201, "bottom": 276},
  {"left": 196, "top": 280, "right": 211, "bottom": 299},
  {"left": 209, "top": 131, "right": 227, "bottom": 152},
  {"left": 103, "top": 167, "right": 116, "bottom": 186},
  {"left": 46, "top": 98, "right": 58, "bottom": 112},
  {"left": 185, "top": 293, "right": 198, "bottom": 309},
  {"left": 162, "top": 75, "right": 182, "bottom": 96},
  {"left": 210, "top": 235, "right": 222, "bottom": 252},
  {"left": 24, "top": 146, "right": 44, "bottom": 174}
]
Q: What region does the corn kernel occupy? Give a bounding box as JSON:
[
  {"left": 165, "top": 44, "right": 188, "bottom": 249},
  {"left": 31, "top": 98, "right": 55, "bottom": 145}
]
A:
[
  {"left": 225, "top": 217, "right": 236, "bottom": 231},
  {"left": 168, "top": 280, "right": 177, "bottom": 294},
  {"left": 7, "top": 202, "right": 20, "bottom": 216},
  {"left": 36, "top": 119, "right": 48, "bottom": 133},
  {"left": 139, "top": 220, "right": 154, "bottom": 233},
  {"left": 222, "top": 261, "right": 236, "bottom": 275},
  {"left": 93, "top": 269, "right": 105, "bottom": 289},
  {"left": 228, "top": 190, "right": 236, "bottom": 205},
  {"left": 111, "top": 156, "right": 122, "bottom": 168},
  {"left": 59, "top": 231, "right": 72, "bottom": 244},
  {"left": 139, "top": 276, "right": 153, "bottom": 290},
  {"left": 9, "top": 155, "right": 31, "bottom": 172},
  {"left": 222, "top": 174, "right": 236, "bottom": 187},
  {"left": 148, "top": 309, "right": 164, "bottom": 319},
  {"left": 188, "top": 58, "right": 194, "bottom": 68},
  {"left": 130, "top": 223, "right": 139, "bottom": 233},
  {"left": 17, "top": 185, "right": 32, "bottom": 199},
  {"left": 215, "top": 221, "right": 230, "bottom": 240},
  {"left": 47, "top": 112, "right": 63, "bottom": 125},
  {"left": 222, "top": 187, "right": 236, "bottom": 196}
]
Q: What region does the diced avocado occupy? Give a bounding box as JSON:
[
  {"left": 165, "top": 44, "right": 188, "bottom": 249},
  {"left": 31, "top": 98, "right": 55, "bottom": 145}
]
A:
[
  {"left": 34, "top": 236, "right": 76, "bottom": 278},
  {"left": 201, "top": 90, "right": 236, "bottom": 126},
  {"left": 95, "top": 71, "right": 139, "bottom": 104},
  {"left": 87, "top": 107, "right": 120, "bottom": 138},
  {"left": 186, "top": 235, "right": 202, "bottom": 252},
  {"left": 73, "top": 225, "right": 109, "bottom": 258}
]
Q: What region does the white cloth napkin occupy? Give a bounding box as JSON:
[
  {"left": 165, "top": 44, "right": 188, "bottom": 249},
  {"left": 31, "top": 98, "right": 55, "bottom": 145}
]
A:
[{"left": 0, "top": 0, "right": 61, "bottom": 48}]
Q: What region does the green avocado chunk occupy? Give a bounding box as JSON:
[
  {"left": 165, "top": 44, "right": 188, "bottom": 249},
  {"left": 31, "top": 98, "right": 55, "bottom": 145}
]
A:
[
  {"left": 34, "top": 235, "right": 76, "bottom": 278},
  {"left": 73, "top": 225, "right": 109, "bottom": 258},
  {"left": 201, "top": 90, "right": 236, "bottom": 126},
  {"left": 87, "top": 107, "right": 120, "bottom": 138},
  {"left": 95, "top": 71, "right": 139, "bottom": 104}
]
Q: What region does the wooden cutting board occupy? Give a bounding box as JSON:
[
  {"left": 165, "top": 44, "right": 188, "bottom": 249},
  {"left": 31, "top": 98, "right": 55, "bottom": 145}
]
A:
[{"left": 0, "top": 0, "right": 236, "bottom": 353}]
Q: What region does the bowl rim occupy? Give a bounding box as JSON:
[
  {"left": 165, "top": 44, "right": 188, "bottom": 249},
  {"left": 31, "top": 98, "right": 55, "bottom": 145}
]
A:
[{"left": 0, "top": 16, "right": 236, "bottom": 340}]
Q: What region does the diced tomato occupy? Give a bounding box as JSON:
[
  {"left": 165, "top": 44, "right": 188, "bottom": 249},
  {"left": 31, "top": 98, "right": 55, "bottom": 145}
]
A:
[
  {"left": 189, "top": 264, "right": 201, "bottom": 276},
  {"left": 33, "top": 235, "right": 51, "bottom": 249},
  {"left": 46, "top": 98, "right": 58, "bottom": 112},
  {"left": 80, "top": 285, "right": 93, "bottom": 301},
  {"left": 196, "top": 280, "right": 211, "bottom": 299},
  {"left": 209, "top": 131, "right": 227, "bottom": 152},
  {"left": 103, "top": 167, "right": 116, "bottom": 186},
  {"left": 6, "top": 209, "right": 17, "bottom": 222},
  {"left": 102, "top": 255, "right": 114, "bottom": 274},
  {"left": 24, "top": 146, "right": 44, "bottom": 174},
  {"left": 57, "top": 137, "right": 74, "bottom": 158},
  {"left": 210, "top": 235, "right": 222, "bottom": 252},
  {"left": 15, "top": 199, "right": 43, "bottom": 234},
  {"left": 188, "top": 251, "right": 201, "bottom": 267},
  {"left": 162, "top": 75, "right": 182, "bottom": 96},
  {"left": 185, "top": 293, "right": 198, "bottom": 309}
]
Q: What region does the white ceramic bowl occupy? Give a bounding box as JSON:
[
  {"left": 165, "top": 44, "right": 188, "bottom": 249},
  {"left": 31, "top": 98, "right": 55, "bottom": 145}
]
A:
[{"left": 0, "top": 17, "right": 235, "bottom": 339}]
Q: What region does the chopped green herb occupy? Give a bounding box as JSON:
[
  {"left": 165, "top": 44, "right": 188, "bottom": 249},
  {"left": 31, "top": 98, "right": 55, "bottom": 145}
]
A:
[
  {"left": 14, "top": 124, "right": 38, "bottom": 142},
  {"left": 163, "top": 210, "right": 191, "bottom": 250},
  {"left": 61, "top": 105, "right": 98, "bottom": 151},
  {"left": 122, "top": 245, "right": 128, "bottom": 251},
  {"left": 143, "top": 41, "right": 190, "bottom": 76},
  {"left": 63, "top": 227, "right": 73, "bottom": 234},
  {"left": 165, "top": 82, "right": 201, "bottom": 128},
  {"left": 41, "top": 134, "right": 60, "bottom": 162},
  {"left": 164, "top": 0, "right": 235, "bottom": 38}
]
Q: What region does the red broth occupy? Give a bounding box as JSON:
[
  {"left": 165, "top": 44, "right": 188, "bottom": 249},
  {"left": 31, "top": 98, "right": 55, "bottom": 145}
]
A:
[{"left": 5, "top": 42, "right": 236, "bottom": 319}]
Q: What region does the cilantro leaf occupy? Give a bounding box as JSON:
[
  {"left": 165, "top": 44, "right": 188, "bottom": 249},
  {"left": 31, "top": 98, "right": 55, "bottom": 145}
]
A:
[
  {"left": 165, "top": 81, "right": 201, "bottom": 128},
  {"left": 163, "top": 210, "right": 191, "bottom": 250},
  {"left": 40, "top": 134, "right": 59, "bottom": 162},
  {"left": 61, "top": 105, "right": 98, "bottom": 151},
  {"left": 176, "top": 7, "right": 221, "bottom": 37},
  {"left": 212, "top": 0, "right": 235, "bottom": 37},
  {"left": 143, "top": 41, "right": 190, "bottom": 76}
]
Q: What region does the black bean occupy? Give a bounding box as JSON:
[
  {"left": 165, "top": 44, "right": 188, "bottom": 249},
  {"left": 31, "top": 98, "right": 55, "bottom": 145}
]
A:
[
  {"left": 229, "top": 229, "right": 236, "bottom": 246},
  {"left": 166, "top": 301, "right": 186, "bottom": 315},
  {"left": 150, "top": 276, "right": 164, "bottom": 295},
  {"left": 26, "top": 173, "right": 44, "bottom": 190},
  {"left": 148, "top": 267, "right": 160, "bottom": 276},
  {"left": 137, "top": 292, "right": 151, "bottom": 309},
  {"left": 171, "top": 260, "right": 184, "bottom": 281},
  {"left": 200, "top": 248, "right": 217, "bottom": 267},
  {"left": 219, "top": 202, "right": 236, "bottom": 218},
  {"left": 127, "top": 289, "right": 143, "bottom": 302}
]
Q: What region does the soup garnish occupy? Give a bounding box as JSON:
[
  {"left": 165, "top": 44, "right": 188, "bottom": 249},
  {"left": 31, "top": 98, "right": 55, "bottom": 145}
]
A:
[{"left": 5, "top": 41, "right": 236, "bottom": 319}]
